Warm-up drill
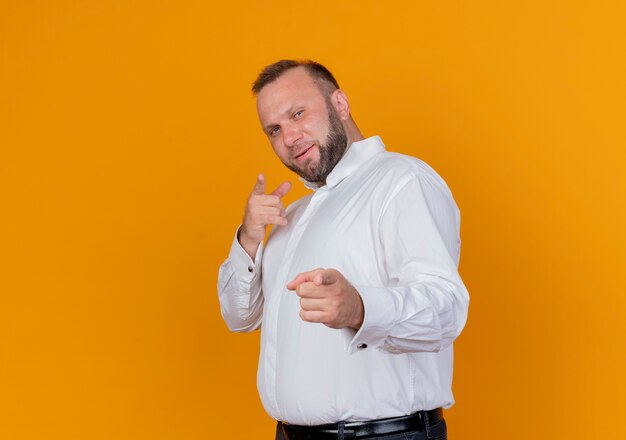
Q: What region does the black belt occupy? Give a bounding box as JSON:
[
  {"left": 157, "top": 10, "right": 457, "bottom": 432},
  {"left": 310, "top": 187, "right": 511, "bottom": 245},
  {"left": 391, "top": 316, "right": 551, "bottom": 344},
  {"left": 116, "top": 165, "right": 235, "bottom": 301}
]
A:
[{"left": 279, "top": 408, "right": 443, "bottom": 440}]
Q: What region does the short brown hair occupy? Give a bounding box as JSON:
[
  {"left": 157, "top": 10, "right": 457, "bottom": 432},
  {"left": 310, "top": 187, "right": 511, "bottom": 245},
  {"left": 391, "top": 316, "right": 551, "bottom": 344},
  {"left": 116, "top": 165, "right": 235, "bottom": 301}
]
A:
[{"left": 252, "top": 59, "right": 340, "bottom": 96}]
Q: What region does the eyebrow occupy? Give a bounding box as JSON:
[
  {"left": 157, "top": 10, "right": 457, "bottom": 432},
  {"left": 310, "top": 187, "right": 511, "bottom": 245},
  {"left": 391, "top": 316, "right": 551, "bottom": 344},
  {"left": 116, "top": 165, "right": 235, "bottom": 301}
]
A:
[{"left": 262, "top": 122, "right": 278, "bottom": 133}]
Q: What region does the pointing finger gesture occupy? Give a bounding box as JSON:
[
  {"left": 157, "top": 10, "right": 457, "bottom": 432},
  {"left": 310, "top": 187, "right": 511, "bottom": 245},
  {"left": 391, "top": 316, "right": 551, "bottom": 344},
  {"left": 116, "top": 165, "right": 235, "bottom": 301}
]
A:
[
  {"left": 286, "top": 268, "right": 364, "bottom": 330},
  {"left": 239, "top": 173, "right": 291, "bottom": 259}
]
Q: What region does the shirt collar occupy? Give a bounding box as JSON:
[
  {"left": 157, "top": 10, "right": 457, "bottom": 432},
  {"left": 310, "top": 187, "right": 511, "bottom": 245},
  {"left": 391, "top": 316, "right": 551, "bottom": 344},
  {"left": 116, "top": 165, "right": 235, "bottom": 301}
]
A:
[{"left": 300, "top": 135, "right": 386, "bottom": 190}]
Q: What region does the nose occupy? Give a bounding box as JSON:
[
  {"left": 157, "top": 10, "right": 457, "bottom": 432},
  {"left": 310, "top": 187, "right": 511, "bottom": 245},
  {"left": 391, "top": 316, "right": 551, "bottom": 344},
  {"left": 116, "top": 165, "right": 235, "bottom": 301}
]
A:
[{"left": 281, "top": 122, "right": 303, "bottom": 148}]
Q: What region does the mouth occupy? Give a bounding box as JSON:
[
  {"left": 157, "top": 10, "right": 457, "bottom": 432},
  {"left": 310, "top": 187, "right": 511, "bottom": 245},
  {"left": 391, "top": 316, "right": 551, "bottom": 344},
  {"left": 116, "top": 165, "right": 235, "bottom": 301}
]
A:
[{"left": 294, "top": 144, "right": 315, "bottom": 160}]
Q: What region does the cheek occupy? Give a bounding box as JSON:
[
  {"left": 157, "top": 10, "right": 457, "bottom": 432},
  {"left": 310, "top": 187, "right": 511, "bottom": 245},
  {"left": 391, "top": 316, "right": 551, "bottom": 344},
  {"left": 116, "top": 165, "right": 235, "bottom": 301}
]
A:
[
  {"left": 270, "top": 142, "right": 290, "bottom": 161},
  {"left": 308, "top": 119, "right": 330, "bottom": 141}
]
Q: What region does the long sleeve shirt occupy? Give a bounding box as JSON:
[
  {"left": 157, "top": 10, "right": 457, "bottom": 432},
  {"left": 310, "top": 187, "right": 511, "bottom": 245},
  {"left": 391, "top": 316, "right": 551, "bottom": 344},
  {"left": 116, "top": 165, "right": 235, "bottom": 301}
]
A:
[{"left": 217, "top": 136, "right": 470, "bottom": 425}]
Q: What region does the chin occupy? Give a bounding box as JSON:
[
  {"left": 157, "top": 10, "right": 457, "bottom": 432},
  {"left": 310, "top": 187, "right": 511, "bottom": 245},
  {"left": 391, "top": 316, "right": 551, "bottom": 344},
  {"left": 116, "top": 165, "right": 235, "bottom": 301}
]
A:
[{"left": 302, "top": 163, "right": 322, "bottom": 178}]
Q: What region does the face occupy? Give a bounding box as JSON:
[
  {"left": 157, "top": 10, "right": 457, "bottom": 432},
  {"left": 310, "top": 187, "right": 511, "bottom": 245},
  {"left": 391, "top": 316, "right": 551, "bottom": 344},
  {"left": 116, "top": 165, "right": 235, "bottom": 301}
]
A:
[{"left": 256, "top": 67, "right": 348, "bottom": 184}]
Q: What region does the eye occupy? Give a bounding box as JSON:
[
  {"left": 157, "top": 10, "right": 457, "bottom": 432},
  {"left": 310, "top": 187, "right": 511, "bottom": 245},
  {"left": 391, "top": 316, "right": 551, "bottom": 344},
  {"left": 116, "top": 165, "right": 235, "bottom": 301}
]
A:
[
  {"left": 269, "top": 126, "right": 280, "bottom": 136},
  {"left": 294, "top": 110, "right": 304, "bottom": 119}
]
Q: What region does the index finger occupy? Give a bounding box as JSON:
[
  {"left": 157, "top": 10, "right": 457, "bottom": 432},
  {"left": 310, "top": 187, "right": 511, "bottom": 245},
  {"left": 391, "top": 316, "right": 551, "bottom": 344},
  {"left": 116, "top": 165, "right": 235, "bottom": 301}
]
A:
[
  {"left": 252, "top": 173, "right": 266, "bottom": 195},
  {"left": 286, "top": 268, "right": 326, "bottom": 290}
]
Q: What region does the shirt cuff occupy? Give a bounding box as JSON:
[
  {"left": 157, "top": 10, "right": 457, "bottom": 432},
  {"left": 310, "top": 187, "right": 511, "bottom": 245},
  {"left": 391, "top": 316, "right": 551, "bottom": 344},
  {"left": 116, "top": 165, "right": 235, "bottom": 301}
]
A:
[
  {"left": 343, "top": 285, "right": 396, "bottom": 355},
  {"left": 229, "top": 225, "right": 264, "bottom": 286}
]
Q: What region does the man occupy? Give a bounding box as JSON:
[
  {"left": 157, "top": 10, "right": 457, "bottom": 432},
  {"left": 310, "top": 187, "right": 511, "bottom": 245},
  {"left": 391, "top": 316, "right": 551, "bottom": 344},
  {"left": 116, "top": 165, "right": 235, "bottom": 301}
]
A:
[{"left": 218, "top": 60, "right": 469, "bottom": 440}]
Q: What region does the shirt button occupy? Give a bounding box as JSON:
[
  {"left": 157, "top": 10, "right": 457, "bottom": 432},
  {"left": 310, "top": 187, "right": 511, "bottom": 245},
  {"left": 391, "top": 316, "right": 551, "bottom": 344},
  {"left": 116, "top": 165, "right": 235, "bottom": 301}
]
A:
[
  {"left": 357, "top": 343, "right": 367, "bottom": 349},
  {"left": 247, "top": 266, "right": 254, "bottom": 273}
]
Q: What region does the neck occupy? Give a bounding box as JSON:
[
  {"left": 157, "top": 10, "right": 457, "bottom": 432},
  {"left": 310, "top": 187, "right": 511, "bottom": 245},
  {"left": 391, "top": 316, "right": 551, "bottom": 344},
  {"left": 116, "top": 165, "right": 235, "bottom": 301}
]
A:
[{"left": 344, "top": 118, "right": 365, "bottom": 152}]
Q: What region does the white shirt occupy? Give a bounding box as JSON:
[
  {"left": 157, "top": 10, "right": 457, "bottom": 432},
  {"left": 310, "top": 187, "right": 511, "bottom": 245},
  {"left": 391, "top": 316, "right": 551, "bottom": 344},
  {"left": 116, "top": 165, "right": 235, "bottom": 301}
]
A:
[{"left": 217, "top": 136, "right": 469, "bottom": 425}]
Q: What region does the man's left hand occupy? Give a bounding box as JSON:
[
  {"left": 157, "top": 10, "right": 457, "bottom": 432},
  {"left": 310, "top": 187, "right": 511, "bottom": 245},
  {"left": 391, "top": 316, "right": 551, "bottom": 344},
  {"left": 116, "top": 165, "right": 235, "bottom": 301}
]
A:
[{"left": 286, "top": 269, "right": 364, "bottom": 330}]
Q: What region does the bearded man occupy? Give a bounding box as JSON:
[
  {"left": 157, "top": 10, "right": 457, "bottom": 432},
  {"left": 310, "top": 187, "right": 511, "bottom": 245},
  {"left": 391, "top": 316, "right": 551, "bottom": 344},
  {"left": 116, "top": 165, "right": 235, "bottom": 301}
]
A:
[{"left": 218, "top": 59, "right": 469, "bottom": 440}]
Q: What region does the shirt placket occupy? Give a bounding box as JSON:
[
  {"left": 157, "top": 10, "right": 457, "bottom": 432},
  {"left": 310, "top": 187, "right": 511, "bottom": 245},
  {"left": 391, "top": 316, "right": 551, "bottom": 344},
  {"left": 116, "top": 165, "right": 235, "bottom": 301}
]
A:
[{"left": 263, "top": 187, "right": 328, "bottom": 420}]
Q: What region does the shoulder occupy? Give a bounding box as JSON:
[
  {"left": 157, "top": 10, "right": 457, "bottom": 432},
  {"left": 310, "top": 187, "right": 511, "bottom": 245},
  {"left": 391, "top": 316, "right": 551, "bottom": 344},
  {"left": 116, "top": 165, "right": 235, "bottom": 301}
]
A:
[
  {"left": 369, "top": 151, "right": 461, "bottom": 236},
  {"left": 365, "top": 150, "right": 453, "bottom": 199}
]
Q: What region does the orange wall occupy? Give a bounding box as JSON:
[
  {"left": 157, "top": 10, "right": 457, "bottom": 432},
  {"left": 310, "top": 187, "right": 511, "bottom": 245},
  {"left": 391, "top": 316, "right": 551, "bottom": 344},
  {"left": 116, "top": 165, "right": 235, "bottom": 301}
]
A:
[{"left": 1, "top": 1, "right": 624, "bottom": 439}]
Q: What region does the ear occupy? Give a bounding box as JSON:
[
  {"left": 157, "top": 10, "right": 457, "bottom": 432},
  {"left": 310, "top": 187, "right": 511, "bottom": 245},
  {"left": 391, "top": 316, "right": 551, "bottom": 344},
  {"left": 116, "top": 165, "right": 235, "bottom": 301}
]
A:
[{"left": 330, "top": 89, "right": 350, "bottom": 121}]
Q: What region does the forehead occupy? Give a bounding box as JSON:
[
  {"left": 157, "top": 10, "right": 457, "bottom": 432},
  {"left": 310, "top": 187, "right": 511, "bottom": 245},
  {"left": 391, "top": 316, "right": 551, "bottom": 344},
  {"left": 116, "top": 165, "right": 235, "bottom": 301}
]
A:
[{"left": 256, "top": 67, "right": 325, "bottom": 124}]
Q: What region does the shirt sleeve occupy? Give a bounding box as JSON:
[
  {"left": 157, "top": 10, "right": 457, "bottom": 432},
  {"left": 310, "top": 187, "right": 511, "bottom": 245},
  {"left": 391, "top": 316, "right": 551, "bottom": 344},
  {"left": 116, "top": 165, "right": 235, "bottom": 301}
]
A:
[
  {"left": 344, "top": 174, "right": 470, "bottom": 354},
  {"left": 217, "top": 226, "right": 264, "bottom": 332}
]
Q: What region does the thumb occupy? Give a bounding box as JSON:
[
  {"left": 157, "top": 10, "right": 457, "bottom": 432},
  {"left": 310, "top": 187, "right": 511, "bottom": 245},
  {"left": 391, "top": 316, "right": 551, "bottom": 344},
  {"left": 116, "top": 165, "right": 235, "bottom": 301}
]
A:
[
  {"left": 270, "top": 181, "right": 292, "bottom": 198},
  {"left": 252, "top": 173, "right": 266, "bottom": 195},
  {"left": 318, "top": 269, "right": 339, "bottom": 285}
]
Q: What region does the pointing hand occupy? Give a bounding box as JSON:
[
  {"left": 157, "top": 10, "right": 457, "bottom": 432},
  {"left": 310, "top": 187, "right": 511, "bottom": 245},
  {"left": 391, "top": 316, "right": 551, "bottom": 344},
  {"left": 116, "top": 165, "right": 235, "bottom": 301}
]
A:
[
  {"left": 238, "top": 173, "right": 291, "bottom": 259},
  {"left": 287, "top": 268, "right": 364, "bottom": 330}
]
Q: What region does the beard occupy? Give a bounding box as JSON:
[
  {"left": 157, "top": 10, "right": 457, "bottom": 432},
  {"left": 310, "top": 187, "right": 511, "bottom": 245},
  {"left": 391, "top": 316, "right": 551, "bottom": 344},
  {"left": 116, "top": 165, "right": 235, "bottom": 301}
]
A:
[{"left": 285, "top": 104, "right": 348, "bottom": 184}]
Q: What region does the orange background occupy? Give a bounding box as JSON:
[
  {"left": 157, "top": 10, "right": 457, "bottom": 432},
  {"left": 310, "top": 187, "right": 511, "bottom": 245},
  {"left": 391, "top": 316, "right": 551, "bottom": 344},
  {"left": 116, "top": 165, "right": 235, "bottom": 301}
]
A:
[{"left": 1, "top": 1, "right": 625, "bottom": 439}]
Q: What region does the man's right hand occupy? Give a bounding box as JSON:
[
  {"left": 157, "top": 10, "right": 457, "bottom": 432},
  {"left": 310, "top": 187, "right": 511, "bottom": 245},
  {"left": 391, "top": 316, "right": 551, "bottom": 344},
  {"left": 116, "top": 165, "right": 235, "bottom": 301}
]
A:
[{"left": 238, "top": 173, "right": 291, "bottom": 260}]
